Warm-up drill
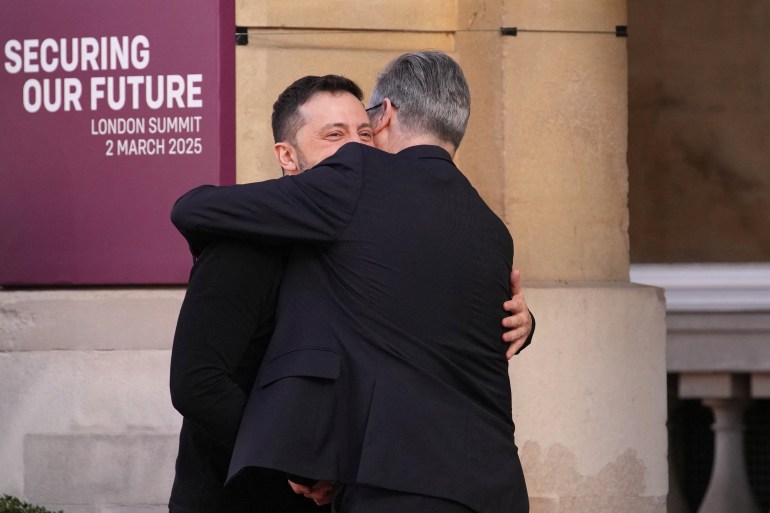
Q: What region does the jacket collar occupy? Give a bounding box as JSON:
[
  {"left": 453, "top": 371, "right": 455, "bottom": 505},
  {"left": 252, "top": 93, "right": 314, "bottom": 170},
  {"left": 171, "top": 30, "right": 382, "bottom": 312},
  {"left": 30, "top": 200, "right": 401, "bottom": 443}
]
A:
[{"left": 396, "top": 145, "right": 454, "bottom": 163}]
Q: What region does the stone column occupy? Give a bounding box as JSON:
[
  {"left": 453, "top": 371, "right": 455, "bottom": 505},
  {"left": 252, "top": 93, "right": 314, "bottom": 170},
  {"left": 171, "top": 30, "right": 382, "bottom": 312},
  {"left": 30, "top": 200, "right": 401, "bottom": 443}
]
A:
[{"left": 499, "top": 0, "right": 669, "bottom": 511}]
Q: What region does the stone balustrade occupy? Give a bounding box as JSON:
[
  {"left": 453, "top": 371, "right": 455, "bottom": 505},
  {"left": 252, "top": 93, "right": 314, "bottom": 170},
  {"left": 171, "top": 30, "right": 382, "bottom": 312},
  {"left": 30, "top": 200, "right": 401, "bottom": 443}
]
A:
[{"left": 632, "top": 264, "right": 770, "bottom": 513}]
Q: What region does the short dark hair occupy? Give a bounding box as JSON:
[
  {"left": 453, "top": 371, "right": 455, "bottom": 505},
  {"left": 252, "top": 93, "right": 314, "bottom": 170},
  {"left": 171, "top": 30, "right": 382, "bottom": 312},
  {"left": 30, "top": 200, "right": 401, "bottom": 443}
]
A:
[{"left": 272, "top": 75, "right": 364, "bottom": 143}]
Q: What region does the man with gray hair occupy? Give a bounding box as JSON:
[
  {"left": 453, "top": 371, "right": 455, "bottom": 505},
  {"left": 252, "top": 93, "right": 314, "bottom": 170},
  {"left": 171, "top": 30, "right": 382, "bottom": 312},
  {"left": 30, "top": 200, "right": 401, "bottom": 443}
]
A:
[
  {"left": 172, "top": 51, "right": 530, "bottom": 513},
  {"left": 365, "top": 50, "right": 470, "bottom": 152}
]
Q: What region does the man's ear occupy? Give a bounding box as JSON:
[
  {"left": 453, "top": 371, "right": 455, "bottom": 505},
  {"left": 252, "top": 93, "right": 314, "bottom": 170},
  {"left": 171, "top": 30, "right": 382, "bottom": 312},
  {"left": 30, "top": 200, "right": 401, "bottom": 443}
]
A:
[
  {"left": 274, "top": 142, "right": 300, "bottom": 175},
  {"left": 371, "top": 98, "right": 395, "bottom": 136}
]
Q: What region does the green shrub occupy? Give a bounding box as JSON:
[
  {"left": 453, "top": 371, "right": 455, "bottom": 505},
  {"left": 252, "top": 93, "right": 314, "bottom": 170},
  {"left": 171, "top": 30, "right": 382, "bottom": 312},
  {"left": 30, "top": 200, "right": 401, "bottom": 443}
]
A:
[{"left": 0, "top": 496, "right": 63, "bottom": 513}]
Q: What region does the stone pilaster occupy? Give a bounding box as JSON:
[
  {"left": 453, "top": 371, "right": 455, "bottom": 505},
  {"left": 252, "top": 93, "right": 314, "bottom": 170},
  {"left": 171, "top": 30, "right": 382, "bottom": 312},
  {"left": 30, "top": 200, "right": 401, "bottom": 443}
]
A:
[{"left": 499, "top": 1, "right": 668, "bottom": 511}]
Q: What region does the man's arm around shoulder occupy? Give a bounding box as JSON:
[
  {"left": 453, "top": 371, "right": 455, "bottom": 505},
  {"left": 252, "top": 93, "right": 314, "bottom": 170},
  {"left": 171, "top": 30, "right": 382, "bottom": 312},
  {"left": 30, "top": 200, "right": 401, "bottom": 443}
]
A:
[{"left": 170, "top": 143, "right": 369, "bottom": 251}]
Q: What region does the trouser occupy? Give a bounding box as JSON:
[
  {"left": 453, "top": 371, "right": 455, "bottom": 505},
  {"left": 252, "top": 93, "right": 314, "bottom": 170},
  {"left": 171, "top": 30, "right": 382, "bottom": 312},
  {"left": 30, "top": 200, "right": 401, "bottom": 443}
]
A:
[{"left": 332, "top": 484, "right": 476, "bottom": 513}]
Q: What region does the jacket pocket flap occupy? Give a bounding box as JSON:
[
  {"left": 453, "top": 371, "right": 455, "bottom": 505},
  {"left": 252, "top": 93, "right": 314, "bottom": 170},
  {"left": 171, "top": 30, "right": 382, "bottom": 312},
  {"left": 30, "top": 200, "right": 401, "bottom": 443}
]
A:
[{"left": 258, "top": 348, "right": 340, "bottom": 387}]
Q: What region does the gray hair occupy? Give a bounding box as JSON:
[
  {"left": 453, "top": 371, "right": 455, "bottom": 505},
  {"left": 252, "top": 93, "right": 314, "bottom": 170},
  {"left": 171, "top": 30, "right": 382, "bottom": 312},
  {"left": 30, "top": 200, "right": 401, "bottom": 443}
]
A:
[{"left": 368, "top": 51, "right": 470, "bottom": 149}]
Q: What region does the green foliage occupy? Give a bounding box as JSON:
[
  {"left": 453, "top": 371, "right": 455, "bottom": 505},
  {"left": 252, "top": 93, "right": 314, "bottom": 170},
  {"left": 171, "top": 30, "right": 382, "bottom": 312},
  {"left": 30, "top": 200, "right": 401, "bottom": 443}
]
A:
[{"left": 0, "top": 496, "right": 63, "bottom": 513}]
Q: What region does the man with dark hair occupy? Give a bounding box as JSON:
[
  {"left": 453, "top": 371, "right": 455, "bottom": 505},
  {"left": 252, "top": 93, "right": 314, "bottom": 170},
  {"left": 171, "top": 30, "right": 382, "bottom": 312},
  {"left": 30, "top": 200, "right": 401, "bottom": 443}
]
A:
[
  {"left": 168, "top": 75, "right": 374, "bottom": 513},
  {"left": 172, "top": 52, "right": 532, "bottom": 513},
  {"left": 270, "top": 75, "right": 370, "bottom": 173},
  {"left": 168, "top": 71, "right": 533, "bottom": 512}
]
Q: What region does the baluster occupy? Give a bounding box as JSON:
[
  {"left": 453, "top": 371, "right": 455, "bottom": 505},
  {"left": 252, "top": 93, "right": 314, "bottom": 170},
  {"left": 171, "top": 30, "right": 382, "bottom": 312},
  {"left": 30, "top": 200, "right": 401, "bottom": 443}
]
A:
[{"left": 697, "top": 397, "right": 760, "bottom": 513}]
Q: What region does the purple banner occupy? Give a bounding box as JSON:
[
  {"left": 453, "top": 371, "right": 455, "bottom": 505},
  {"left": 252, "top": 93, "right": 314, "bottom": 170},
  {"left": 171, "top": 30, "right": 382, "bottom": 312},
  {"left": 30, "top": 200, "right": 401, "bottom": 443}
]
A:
[{"left": 0, "top": 0, "right": 235, "bottom": 285}]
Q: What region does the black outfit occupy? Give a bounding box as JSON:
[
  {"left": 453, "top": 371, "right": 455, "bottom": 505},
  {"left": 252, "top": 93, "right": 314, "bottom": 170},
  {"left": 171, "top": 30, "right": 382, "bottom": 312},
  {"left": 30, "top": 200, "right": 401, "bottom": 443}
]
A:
[
  {"left": 333, "top": 485, "right": 477, "bottom": 513},
  {"left": 172, "top": 143, "right": 531, "bottom": 513},
  {"left": 168, "top": 239, "right": 328, "bottom": 513}
]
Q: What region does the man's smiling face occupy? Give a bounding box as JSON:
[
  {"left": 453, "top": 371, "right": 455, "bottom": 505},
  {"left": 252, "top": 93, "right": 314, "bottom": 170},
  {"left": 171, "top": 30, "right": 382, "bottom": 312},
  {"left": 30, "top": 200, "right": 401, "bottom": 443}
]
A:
[{"left": 285, "top": 91, "right": 374, "bottom": 174}]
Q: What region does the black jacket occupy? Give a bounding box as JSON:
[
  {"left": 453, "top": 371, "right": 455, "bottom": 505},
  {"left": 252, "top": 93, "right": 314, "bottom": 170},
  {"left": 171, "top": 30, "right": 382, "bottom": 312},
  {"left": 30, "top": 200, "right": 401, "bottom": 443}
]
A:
[
  {"left": 172, "top": 143, "right": 530, "bottom": 513},
  {"left": 168, "top": 240, "right": 327, "bottom": 513}
]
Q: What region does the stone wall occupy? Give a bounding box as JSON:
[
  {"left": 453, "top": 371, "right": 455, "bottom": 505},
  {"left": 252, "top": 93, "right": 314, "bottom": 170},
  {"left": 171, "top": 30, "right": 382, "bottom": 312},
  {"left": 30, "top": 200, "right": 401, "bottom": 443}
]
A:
[
  {"left": 0, "top": 1, "right": 670, "bottom": 512},
  {"left": 628, "top": 0, "right": 770, "bottom": 262},
  {"left": 0, "top": 291, "right": 183, "bottom": 512}
]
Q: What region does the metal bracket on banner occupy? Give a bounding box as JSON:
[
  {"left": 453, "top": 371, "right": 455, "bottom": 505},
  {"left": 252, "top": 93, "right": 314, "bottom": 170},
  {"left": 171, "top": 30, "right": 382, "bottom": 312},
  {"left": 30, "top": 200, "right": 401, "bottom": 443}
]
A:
[{"left": 236, "top": 26, "right": 248, "bottom": 45}]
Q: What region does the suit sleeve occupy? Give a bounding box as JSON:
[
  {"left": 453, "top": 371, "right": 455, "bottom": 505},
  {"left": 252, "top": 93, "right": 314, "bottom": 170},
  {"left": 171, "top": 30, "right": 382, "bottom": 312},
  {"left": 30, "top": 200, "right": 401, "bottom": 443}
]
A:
[
  {"left": 169, "top": 240, "right": 283, "bottom": 451},
  {"left": 171, "top": 143, "right": 366, "bottom": 253}
]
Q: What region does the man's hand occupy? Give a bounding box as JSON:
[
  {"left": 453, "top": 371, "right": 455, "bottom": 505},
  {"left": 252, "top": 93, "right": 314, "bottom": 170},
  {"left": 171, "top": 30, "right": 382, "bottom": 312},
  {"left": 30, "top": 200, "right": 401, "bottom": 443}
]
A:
[
  {"left": 288, "top": 479, "right": 339, "bottom": 506},
  {"left": 502, "top": 268, "right": 532, "bottom": 360}
]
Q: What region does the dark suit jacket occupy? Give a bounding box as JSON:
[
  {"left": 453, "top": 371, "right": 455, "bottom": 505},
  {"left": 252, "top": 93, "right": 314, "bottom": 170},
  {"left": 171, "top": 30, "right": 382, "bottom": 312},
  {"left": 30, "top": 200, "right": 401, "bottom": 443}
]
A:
[
  {"left": 172, "top": 143, "right": 529, "bottom": 513},
  {"left": 169, "top": 240, "right": 328, "bottom": 513}
]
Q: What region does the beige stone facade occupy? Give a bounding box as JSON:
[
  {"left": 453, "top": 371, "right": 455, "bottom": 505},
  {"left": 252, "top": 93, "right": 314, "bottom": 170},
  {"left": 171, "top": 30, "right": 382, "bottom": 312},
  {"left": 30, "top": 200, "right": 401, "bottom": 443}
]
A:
[
  {"left": 233, "top": 5, "right": 668, "bottom": 510},
  {"left": 0, "top": 1, "right": 672, "bottom": 512}
]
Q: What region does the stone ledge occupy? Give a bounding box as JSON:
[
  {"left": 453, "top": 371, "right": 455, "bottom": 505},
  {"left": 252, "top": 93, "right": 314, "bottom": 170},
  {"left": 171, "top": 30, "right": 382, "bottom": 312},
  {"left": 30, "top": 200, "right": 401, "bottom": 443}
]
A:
[
  {"left": 666, "top": 312, "right": 770, "bottom": 372},
  {"left": 0, "top": 289, "right": 184, "bottom": 351},
  {"left": 237, "top": 0, "right": 457, "bottom": 32},
  {"left": 631, "top": 263, "right": 770, "bottom": 312},
  {"left": 678, "top": 372, "right": 750, "bottom": 399}
]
